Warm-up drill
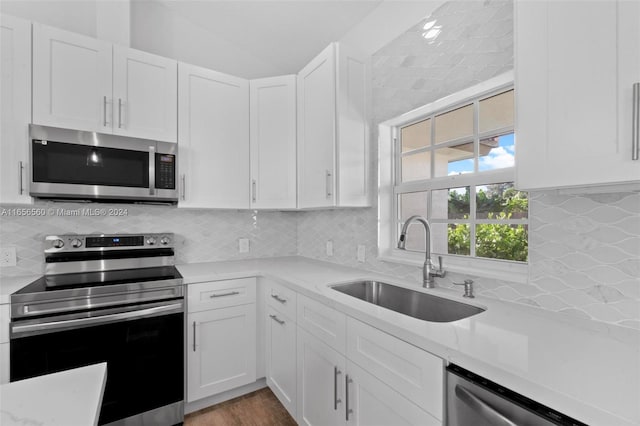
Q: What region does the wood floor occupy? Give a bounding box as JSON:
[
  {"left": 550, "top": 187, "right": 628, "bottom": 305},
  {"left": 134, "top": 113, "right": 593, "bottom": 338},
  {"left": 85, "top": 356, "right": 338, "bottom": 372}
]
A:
[{"left": 184, "top": 388, "right": 297, "bottom": 426}]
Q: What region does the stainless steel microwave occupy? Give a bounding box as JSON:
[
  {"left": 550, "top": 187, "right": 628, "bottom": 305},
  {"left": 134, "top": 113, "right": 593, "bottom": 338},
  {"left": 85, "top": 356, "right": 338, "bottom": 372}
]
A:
[{"left": 29, "top": 125, "right": 178, "bottom": 203}]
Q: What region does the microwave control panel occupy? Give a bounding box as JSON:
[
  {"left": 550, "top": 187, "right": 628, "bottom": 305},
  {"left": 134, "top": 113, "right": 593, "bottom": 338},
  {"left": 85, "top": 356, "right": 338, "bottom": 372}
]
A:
[{"left": 155, "top": 154, "right": 176, "bottom": 189}]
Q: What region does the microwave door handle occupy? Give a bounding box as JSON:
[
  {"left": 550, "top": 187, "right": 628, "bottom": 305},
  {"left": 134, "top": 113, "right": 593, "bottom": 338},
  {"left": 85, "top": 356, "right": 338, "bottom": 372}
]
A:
[
  {"left": 455, "top": 385, "right": 519, "bottom": 426},
  {"left": 149, "top": 145, "right": 156, "bottom": 195}
]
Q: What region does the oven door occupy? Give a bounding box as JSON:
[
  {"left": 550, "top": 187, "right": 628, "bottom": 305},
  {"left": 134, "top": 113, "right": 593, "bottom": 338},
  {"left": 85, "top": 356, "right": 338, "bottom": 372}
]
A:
[{"left": 10, "top": 301, "right": 184, "bottom": 426}]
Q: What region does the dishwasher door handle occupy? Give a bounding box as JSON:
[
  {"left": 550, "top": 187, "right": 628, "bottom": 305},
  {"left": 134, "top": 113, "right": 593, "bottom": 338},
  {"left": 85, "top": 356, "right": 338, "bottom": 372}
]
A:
[{"left": 455, "top": 385, "right": 519, "bottom": 426}]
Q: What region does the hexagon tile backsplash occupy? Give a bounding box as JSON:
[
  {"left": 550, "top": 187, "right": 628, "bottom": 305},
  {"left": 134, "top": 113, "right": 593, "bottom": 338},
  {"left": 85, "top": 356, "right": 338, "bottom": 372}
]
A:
[{"left": 0, "top": 202, "right": 298, "bottom": 277}]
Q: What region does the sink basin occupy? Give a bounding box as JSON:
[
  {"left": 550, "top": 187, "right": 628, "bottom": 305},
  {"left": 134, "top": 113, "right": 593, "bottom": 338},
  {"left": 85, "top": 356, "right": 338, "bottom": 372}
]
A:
[{"left": 330, "top": 280, "right": 485, "bottom": 322}]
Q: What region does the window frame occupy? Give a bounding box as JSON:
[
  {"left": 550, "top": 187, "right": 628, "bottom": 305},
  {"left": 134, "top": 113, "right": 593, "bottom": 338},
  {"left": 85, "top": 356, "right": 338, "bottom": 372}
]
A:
[{"left": 377, "top": 71, "right": 528, "bottom": 283}]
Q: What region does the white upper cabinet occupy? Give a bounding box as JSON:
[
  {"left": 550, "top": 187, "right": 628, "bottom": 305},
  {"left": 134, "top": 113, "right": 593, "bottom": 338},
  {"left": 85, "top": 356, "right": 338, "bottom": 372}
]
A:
[
  {"left": 335, "top": 43, "right": 369, "bottom": 207},
  {"left": 1, "top": 15, "right": 32, "bottom": 204},
  {"left": 33, "top": 23, "right": 112, "bottom": 134},
  {"left": 515, "top": 0, "right": 640, "bottom": 190},
  {"left": 297, "top": 42, "right": 370, "bottom": 209},
  {"left": 249, "top": 75, "right": 297, "bottom": 209},
  {"left": 112, "top": 46, "right": 177, "bottom": 142},
  {"left": 33, "top": 23, "right": 177, "bottom": 142},
  {"left": 178, "top": 62, "right": 249, "bottom": 209}
]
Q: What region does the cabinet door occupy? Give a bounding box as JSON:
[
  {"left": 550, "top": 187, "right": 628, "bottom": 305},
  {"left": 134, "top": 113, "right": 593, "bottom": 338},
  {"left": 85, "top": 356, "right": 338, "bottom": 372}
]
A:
[
  {"left": 1, "top": 15, "right": 32, "bottom": 204},
  {"left": 249, "top": 75, "right": 297, "bottom": 209},
  {"left": 515, "top": 0, "right": 639, "bottom": 190},
  {"left": 266, "top": 306, "right": 297, "bottom": 417},
  {"left": 297, "top": 44, "right": 336, "bottom": 208},
  {"left": 297, "top": 327, "right": 345, "bottom": 426},
  {"left": 345, "top": 361, "right": 441, "bottom": 426},
  {"left": 33, "top": 23, "right": 112, "bottom": 133},
  {"left": 113, "top": 46, "right": 177, "bottom": 142},
  {"left": 187, "top": 305, "right": 257, "bottom": 402},
  {"left": 336, "top": 43, "right": 369, "bottom": 207},
  {"left": 178, "top": 62, "right": 249, "bottom": 208}
]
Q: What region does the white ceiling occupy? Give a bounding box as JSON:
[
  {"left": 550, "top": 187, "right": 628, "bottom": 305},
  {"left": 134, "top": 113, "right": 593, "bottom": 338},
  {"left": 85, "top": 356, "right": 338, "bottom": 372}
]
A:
[{"left": 151, "top": 0, "right": 383, "bottom": 74}]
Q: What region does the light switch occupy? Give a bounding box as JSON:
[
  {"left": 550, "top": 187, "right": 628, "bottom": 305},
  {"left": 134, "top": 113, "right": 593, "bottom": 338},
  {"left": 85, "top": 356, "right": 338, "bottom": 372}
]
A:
[
  {"left": 238, "top": 238, "right": 250, "bottom": 253},
  {"left": 357, "top": 245, "right": 366, "bottom": 263},
  {"left": 326, "top": 240, "right": 334, "bottom": 257}
]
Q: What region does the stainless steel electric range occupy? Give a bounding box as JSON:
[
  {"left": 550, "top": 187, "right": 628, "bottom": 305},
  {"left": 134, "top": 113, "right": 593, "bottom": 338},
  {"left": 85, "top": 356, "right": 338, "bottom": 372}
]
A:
[{"left": 10, "top": 233, "right": 184, "bottom": 426}]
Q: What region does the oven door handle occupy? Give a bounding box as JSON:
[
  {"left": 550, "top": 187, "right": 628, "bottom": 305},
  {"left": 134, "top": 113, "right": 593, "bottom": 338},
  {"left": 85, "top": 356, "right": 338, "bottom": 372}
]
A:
[{"left": 11, "top": 303, "right": 183, "bottom": 336}]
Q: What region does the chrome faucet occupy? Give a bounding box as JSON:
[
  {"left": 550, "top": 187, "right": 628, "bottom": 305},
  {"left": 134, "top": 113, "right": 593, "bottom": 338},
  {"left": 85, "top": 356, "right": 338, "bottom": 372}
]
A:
[{"left": 397, "top": 215, "right": 446, "bottom": 288}]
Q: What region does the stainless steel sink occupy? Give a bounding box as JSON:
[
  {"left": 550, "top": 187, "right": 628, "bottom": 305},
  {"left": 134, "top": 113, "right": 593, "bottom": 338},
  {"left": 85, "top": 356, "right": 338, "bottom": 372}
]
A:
[{"left": 331, "top": 280, "right": 485, "bottom": 322}]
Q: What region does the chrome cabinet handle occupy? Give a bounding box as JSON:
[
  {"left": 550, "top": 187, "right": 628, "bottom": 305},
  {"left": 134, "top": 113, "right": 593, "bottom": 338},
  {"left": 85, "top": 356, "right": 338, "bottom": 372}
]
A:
[
  {"left": 252, "top": 179, "right": 257, "bottom": 203},
  {"left": 455, "top": 385, "right": 517, "bottom": 426},
  {"left": 210, "top": 291, "right": 240, "bottom": 298},
  {"left": 633, "top": 82, "right": 639, "bottom": 160},
  {"left": 269, "top": 314, "right": 285, "bottom": 325},
  {"left": 271, "top": 294, "right": 286, "bottom": 304},
  {"left": 192, "top": 321, "right": 196, "bottom": 352},
  {"left": 334, "top": 367, "right": 342, "bottom": 410},
  {"left": 118, "top": 98, "right": 123, "bottom": 129},
  {"left": 345, "top": 375, "right": 353, "bottom": 421},
  {"left": 181, "top": 174, "right": 186, "bottom": 200},
  {"left": 326, "top": 170, "right": 332, "bottom": 198},
  {"left": 103, "top": 96, "right": 108, "bottom": 126},
  {"left": 18, "top": 161, "right": 24, "bottom": 195}
]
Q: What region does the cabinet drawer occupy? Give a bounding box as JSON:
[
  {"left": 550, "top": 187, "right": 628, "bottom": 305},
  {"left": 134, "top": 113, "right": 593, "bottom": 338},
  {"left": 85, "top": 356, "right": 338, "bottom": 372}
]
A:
[
  {"left": 346, "top": 317, "right": 444, "bottom": 420},
  {"left": 297, "top": 294, "right": 346, "bottom": 354},
  {"left": 266, "top": 280, "right": 297, "bottom": 320},
  {"left": 188, "top": 278, "right": 256, "bottom": 312}
]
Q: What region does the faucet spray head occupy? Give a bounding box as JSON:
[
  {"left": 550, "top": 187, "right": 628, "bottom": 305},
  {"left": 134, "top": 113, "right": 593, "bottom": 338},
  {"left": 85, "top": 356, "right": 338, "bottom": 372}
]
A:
[{"left": 398, "top": 233, "right": 406, "bottom": 249}]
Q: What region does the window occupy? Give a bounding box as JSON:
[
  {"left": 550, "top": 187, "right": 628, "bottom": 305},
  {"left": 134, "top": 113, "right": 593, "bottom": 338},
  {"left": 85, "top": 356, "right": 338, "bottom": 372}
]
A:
[{"left": 388, "top": 79, "right": 528, "bottom": 267}]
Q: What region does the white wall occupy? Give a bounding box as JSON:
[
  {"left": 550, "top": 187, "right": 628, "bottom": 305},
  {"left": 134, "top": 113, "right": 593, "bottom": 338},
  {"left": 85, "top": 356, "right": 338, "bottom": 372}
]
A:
[
  {"left": 130, "top": 0, "right": 284, "bottom": 78},
  {"left": 1, "top": 0, "right": 130, "bottom": 45}
]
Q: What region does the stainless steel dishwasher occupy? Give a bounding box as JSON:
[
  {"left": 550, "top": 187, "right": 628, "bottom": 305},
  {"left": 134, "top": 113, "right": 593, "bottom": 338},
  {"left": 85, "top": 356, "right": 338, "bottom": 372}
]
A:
[{"left": 446, "top": 364, "right": 588, "bottom": 426}]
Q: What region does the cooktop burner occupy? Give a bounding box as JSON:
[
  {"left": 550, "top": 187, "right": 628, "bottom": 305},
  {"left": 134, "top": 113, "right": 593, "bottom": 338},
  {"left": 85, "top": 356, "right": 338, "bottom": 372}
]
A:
[{"left": 15, "top": 266, "right": 182, "bottom": 294}]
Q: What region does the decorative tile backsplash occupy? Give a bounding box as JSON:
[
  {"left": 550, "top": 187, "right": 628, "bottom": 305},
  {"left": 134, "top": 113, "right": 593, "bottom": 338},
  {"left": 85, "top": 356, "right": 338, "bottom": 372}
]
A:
[{"left": 0, "top": 202, "right": 297, "bottom": 277}]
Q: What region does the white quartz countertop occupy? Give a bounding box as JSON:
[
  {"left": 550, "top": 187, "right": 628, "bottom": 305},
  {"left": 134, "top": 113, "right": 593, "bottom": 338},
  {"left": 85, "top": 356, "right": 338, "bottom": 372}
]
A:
[
  {"left": 177, "top": 256, "right": 640, "bottom": 426},
  {"left": 0, "top": 275, "right": 40, "bottom": 305},
  {"left": 0, "top": 362, "right": 107, "bottom": 426}
]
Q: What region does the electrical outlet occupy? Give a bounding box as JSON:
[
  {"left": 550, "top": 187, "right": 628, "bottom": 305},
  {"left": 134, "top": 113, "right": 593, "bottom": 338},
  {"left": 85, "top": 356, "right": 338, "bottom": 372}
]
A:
[
  {"left": 326, "top": 240, "right": 334, "bottom": 257},
  {"left": 0, "top": 247, "right": 17, "bottom": 267},
  {"left": 238, "top": 238, "right": 250, "bottom": 253},
  {"left": 357, "top": 245, "right": 366, "bottom": 263}
]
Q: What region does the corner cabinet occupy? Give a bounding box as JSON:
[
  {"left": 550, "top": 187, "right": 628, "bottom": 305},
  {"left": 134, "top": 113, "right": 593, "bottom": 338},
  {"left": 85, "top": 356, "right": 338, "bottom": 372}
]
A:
[
  {"left": 249, "top": 76, "right": 297, "bottom": 209},
  {"left": 178, "top": 63, "right": 249, "bottom": 209},
  {"left": 515, "top": 0, "right": 640, "bottom": 190},
  {"left": 32, "top": 23, "right": 177, "bottom": 142},
  {"left": 1, "top": 14, "right": 32, "bottom": 204},
  {"left": 297, "top": 43, "right": 370, "bottom": 208},
  {"left": 187, "top": 278, "right": 257, "bottom": 402}
]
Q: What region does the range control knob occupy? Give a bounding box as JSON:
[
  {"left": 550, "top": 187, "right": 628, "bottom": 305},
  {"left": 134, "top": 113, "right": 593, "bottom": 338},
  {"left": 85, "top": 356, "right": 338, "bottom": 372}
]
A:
[
  {"left": 146, "top": 237, "right": 157, "bottom": 246},
  {"left": 160, "top": 236, "right": 171, "bottom": 245},
  {"left": 70, "top": 238, "right": 82, "bottom": 248},
  {"left": 52, "top": 239, "right": 64, "bottom": 249}
]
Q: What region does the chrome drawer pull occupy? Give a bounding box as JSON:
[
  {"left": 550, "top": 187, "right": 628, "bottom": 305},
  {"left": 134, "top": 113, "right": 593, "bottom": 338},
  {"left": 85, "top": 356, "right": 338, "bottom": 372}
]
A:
[
  {"left": 271, "top": 294, "right": 287, "bottom": 304},
  {"left": 210, "top": 291, "right": 240, "bottom": 298},
  {"left": 269, "top": 314, "right": 285, "bottom": 325}
]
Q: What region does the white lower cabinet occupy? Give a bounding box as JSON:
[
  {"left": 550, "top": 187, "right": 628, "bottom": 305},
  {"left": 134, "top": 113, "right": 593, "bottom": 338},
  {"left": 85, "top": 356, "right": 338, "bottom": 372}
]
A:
[
  {"left": 266, "top": 306, "right": 297, "bottom": 417},
  {"left": 297, "top": 327, "right": 346, "bottom": 426},
  {"left": 187, "top": 279, "right": 257, "bottom": 403},
  {"left": 345, "top": 361, "right": 440, "bottom": 426}
]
